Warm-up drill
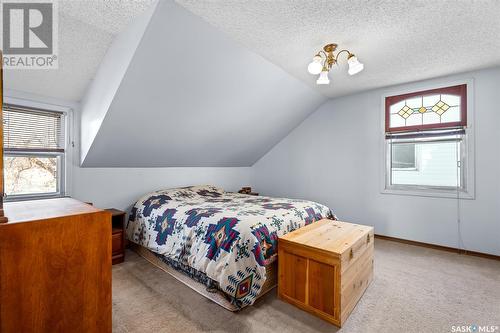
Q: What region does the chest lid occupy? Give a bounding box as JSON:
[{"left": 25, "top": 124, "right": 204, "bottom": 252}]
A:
[{"left": 279, "top": 219, "right": 373, "bottom": 257}]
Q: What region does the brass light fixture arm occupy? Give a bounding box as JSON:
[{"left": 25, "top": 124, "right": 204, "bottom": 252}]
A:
[
  {"left": 315, "top": 50, "right": 330, "bottom": 70},
  {"left": 336, "top": 49, "right": 355, "bottom": 61},
  {"left": 316, "top": 48, "right": 354, "bottom": 71}
]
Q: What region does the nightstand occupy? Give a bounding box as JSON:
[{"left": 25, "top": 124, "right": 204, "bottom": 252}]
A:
[
  {"left": 238, "top": 187, "right": 259, "bottom": 196},
  {"left": 106, "top": 208, "right": 126, "bottom": 264}
]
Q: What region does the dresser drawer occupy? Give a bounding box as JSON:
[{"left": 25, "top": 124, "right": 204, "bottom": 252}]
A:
[
  {"left": 112, "top": 232, "right": 123, "bottom": 254},
  {"left": 108, "top": 209, "right": 126, "bottom": 265}
]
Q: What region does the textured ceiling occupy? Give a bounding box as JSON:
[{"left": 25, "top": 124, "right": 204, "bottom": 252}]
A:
[
  {"left": 5, "top": 0, "right": 500, "bottom": 102},
  {"left": 4, "top": 0, "right": 155, "bottom": 101},
  {"left": 177, "top": 0, "right": 500, "bottom": 98},
  {"left": 59, "top": 0, "right": 156, "bottom": 35}
]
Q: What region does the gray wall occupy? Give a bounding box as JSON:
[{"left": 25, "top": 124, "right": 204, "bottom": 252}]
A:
[{"left": 252, "top": 67, "right": 500, "bottom": 256}]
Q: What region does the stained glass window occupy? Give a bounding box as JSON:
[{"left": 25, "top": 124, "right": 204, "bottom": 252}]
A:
[
  {"left": 385, "top": 84, "right": 467, "bottom": 132},
  {"left": 383, "top": 84, "right": 471, "bottom": 196}
]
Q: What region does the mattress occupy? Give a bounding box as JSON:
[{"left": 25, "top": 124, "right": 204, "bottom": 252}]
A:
[{"left": 126, "top": 185, "right": 333, "bottom": 308}]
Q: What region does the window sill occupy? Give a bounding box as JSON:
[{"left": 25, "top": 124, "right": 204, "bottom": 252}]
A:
[
  {"left": 5, "top": 194, "right": 66, "bottom": 202},
  {"left": 381, "top": 187, "right": 474, "bottom": 200}
]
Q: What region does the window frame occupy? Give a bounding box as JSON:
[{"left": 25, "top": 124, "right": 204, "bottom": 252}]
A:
[
  {"left": 3, "top": 97, "right": 73, "bottom": 202},
  {"left": 380, "top": 79, "right": 475, "bottom": 199}
]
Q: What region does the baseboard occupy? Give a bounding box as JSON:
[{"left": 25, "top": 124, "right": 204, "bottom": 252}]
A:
[{"left": 374, "top": 234, "right": 500, "bottom": 261}]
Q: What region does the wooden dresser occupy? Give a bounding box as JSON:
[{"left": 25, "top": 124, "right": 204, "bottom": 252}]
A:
[
  {"left": 0, "top": 198, "right": 112, "bottom": 333},
  {"left": 278, "top": 219, "right": 374, "bottom": 327}
]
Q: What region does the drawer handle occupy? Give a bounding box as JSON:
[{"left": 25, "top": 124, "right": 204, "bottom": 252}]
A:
[
  {"left": 367, "top": 234, "right": 371, "bottom": 244},
  {"left": 349, "top": 249, "right": 353, "bottom": 259}
]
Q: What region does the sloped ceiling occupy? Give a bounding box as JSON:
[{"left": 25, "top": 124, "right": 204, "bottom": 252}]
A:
[
  {"left": 80, "top": 0, "right": 325, "bottom": 167},
  {"left": 74, "top": 0, "right": 500, "bottom": 167}
]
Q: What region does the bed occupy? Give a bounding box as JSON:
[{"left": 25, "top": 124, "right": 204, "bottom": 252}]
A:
[{"left": 126, "top": 185, "right": 334, "bottom": 310}]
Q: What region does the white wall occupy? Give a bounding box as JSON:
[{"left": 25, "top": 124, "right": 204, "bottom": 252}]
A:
[
  {"left": 6, "top": 67, "right": 499, "bottom": 255},
  {"left": 72, "top": 167, "right": 251, "bottom": 211},
  {"left": 4, "top": 89, "right": 251, "bottom": 211},
  {"left": 79, "top": 1, "right": 158, "bottom": 164},
  {"left": 74, "top": 103, "right": 252, "bottom": 210},
  {"left": 252, "top": 67, "right": 500, "bottom": 256}
]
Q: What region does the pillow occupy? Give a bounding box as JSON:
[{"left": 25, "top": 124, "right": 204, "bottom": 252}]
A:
[
  {"left": 186, "top": 184, "right": 225, "bottom": 194},
  {"left": 136, "top": 185, "right": 226, "bottom": 205}
]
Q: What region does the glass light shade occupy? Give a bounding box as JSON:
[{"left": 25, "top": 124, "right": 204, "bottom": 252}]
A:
[
  {"left": 307, "top": 56, "right": 323, "bottom": 75},
  {"left": 316, "top": 70, "right": 330, "bottom": 85},
  {"left": 347, "top": 56, "right": 364, "bottom": 75}
]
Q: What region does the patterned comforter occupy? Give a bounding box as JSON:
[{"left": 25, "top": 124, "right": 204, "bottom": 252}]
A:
[{"left": 126, "top": 185, "right": 333, "bottom": 308}]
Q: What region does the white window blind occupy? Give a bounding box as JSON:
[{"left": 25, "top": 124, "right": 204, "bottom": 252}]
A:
[{"left": 3, "top": 104, "right": 65, "bottom": 152}]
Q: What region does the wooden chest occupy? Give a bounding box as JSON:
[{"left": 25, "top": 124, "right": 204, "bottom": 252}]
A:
[{"left": 278, "top": 219, "right": 374, "bottom": 327}]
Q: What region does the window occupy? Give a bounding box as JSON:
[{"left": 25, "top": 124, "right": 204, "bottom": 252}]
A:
[
  {"left": 385, "top": 84, "right": 466, "bottom": 132},
  {"left": 392, "top": 143, "right": 416, "bottom": 170},
  {"left": 383, "top": 84, "right": 473, "bottom": 197},
  {"left": 3, "top": 104, "right": 67, "bottom": 200}
]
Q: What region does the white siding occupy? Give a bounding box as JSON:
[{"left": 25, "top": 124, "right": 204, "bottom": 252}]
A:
[{"left": 392, "top": 141, "right": 460, "bottom": 187}]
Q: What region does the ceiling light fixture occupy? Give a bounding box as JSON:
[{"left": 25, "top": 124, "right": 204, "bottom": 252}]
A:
[{"left": 308, "top": 43, "right": 364, "bottom": 85}]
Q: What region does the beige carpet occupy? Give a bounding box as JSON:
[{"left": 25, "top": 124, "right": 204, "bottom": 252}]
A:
[{"left": 112, "top": 239, "right": 500, "bottom": 333}]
